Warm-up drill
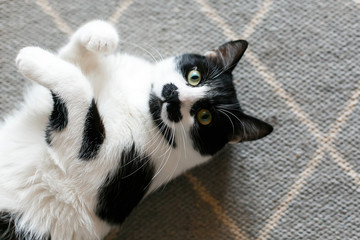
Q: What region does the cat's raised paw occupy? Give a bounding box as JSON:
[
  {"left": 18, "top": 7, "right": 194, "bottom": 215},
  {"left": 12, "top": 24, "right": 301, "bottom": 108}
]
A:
[
  {"left": 16, "top": 47, "right": 55, "bottom": 82},
  {"left": 77, "top": 20, "right": 119, "bottom": 54},
  {"left": 16, "top": 46, "right": 83, "bottom": 91}
]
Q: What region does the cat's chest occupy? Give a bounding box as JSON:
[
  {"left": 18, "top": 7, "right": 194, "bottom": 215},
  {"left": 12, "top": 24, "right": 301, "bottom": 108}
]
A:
[{"left": 88, "top": 55, "right": 155, "bottom": 147}]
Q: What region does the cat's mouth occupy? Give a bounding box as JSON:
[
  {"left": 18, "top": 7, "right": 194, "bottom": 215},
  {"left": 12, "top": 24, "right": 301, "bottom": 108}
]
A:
[{"left": 149, "top": 93, "right": 176, "bottom": 147}]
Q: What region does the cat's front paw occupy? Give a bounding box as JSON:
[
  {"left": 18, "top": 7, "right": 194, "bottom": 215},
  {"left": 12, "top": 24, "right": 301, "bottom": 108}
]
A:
[
  {"left": 16, "top": 47, "right": 53, "bottom": 82},
  {"left": 16, "top": 47, "right": 80, "bottom": 90},
  {"left": 77, "top": 20, "right": 119, "bottom": 54}
]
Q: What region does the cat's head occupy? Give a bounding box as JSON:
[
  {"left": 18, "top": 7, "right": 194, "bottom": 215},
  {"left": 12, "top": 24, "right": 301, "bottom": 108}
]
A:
[{"left": 149, "top": 40, "right": 273, "bottom": 156}]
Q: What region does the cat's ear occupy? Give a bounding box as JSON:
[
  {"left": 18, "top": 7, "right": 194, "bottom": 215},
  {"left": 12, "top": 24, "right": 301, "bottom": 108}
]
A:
[
  {"left": 205, "top": 40, "right": 248, "bottom": 73},
  {"left": 228, "top": 113, "right": 273, "bottom": 143}
]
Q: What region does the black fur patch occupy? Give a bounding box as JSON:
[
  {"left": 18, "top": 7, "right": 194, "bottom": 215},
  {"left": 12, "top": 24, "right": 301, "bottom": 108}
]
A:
[
  {"left": 79, "top": 99, "right": 105, "bottom": 160},
  {"left": 0, "top": 212, "right": 51, "bottom": 240},
  {"left": 149, "top": 93, "right": 176, "bottom": 147},
  {"left": 45, "top": 91, "right": 68, "bottom": 145},
  {"left": 161, "top": 83, "right": 178, "bottom": 102},
  {"left": 176, "top": 54, "right": 213, "bottom": 87},
  {"left": 96, "top": 144, "right": 155, "bottom": 224},
  {"left": 189, "top": 99, "right": 235, "bottom": 156},
  {"left": 162, "top": 83, "right": 182, "bottom": 123}
]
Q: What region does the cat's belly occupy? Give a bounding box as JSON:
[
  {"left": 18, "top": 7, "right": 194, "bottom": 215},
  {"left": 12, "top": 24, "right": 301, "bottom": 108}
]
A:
[
  {"left": 89, "top": 54, "right": 156, "bottom": 151},
  {"left": 0, "top": 85, "right": 53, "bottom": 209},
  {"left": 0, "top": 85, "right": 113, "bottom": 239}
]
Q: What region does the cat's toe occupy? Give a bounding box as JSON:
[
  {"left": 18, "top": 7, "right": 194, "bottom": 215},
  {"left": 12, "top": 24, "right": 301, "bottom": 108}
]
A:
[{"left": 78, "top": 20, "right": 119, "bottom": 54}]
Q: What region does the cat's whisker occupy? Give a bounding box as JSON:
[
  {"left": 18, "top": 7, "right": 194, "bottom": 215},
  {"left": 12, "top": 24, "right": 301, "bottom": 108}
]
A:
[
  {"left": 160, "top": 123, "right": 177, "bottom": 191},
  {"left": 218, "top": 108, "right": 242, "bottom": 113},
  {"left": 211, "top": 61, "right": 237, "bottom": 79},
  {"left": 217, "top": 107, "right": 242, "bottom": 114},
  {"left": 119, "top": 150, "right": 145, "bottom": 168},
  {"left": 142, "top": 125, "right": 172, "bottom": 192},
  {"left": 205, "top": 61, "right": 213, "bottom": 81},
  {"left": 145, "top": 125, "right": 171, "bottom": 159},
  {"left": 120, "top": 41, "right": 159, "bottom": 63},
  {"left": 141, "top": 133, "right": 165, "bottom": 159},
  {"left": 217, "top": 103, "right": 242, "bottom": 110},
  {"left": 208, "top": 65, "right": 224, "bottom": 80},
  {"left": 120, "top": 154, "right": 151, "bottom": 179},
  {"left": 154, "top": 125, "right": 171, "bottom": 160},
  {"left": 142, "top": 121, "right": 166, "bottom": 146},
  {"left": 218, "top": 108, "right": 247, "bottom": 139},
  {"left": 218, "top": 109, "right": 235, "bottom": 136},
  {"left": 141, "top": 117, "right": 173, "bottom": 150},
  {"left": 121, "top": 121, "right": 171, "bottom": 177},
  {"left": 152, "top": 123, "right": 175, "bottom": 182},
  {"left": 142, "top": 126, "right": 172, "bottom": 191},
  {"left": 143, "top": 119, "right": 177, "bottom": 191},
  {"left": 179, "top": 122, "right": 187, "bottom": 158},
  {"left": 120, "top": 120, "right": 166, "bottom": 168},
  {"left": 143, "top": 120, "right": 165, "bottom": 134},
  {"left": 147, "top": 44, "right": 164, "bottom": 62},
  {"left": 144, "top": 122, "right": 170, "bottom": 153},
  {"left": 206, "top": 60, "right": 221, "bottom": 79},
  {"left": 209, "top": 61, "right": 239, "bottom": 80},
  {"left": 166, "top": 123, "right": 186, "bottom": 183}
]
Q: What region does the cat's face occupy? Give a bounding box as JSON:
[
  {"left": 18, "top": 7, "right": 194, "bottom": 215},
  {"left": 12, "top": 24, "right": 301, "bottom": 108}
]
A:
[{"left": 149, "top": 40, "right": 273, "bottom": 156}]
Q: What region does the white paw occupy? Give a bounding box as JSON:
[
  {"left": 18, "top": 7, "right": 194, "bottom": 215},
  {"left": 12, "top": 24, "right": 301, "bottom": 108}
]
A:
[
  {"left": 16, "top": 47, "right": 80, "bottom": 90},
  {"left": 16, "top": 47, "right": 54, "bottom": 82},
  {"left": 77, "top": 20, "right": 119, "bottom": 54}
]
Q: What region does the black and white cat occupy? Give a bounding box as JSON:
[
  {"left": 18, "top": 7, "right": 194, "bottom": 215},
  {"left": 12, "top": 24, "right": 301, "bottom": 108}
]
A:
[{"left": 0, "top": 20, "right": 272, "bottom": 240}]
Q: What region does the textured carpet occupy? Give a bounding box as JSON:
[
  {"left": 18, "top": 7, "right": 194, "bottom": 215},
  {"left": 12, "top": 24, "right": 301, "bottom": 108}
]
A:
[{"left": 1, "top": 0, "right": 360, "bottom": 239}]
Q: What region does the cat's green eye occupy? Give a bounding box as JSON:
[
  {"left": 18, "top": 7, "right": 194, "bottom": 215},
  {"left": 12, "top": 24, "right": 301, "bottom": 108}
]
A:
[
  {"left": 197, "top": 109, "right": 212, "bottom": 125},
  {"left": 187, "top": 70, "right": 201, "bottom": 86}
]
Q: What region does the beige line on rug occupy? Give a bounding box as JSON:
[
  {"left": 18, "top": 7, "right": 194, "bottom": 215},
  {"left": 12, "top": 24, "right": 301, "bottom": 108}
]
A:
[
  {"left": 35, "top": 0, "right": 73, "bottom": 36},
  {"left": 255, "top": 147, "right": 326, "bottom": 240},
  {"left": 108, "top": 0, "right": 134, "bottom": 24},
  {"left": 327, "top": 144, "right": 360, "bottom": 191},
  {"left": 196, "top": 0, "right": 360, "bottom": 239},
  {"left": 189, "top": 0, "right": 273, "bottom": 239},
  {"left": 186, "top": 173, "right": 249, "bottom": 240},
  {"left": 255, "top": 79, "right": 360, "bottom": 239}
]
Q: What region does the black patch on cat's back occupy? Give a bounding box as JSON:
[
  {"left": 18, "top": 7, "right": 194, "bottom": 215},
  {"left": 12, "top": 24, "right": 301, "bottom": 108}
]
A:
[
  {"left": 79, "top": 99, "right": 105, "bottom": 160},
  {"left": 45, "top": 91, "right": 68, "bottom": 145},
  {"left": 96, "top": 144, "right": 155, "bottom": 224},
  {"left": 0, "top": 212, "right": 51, "bottom": 240}
]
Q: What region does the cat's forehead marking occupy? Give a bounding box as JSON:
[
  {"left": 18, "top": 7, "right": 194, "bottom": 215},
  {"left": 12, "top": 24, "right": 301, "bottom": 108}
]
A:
[
  {"left": 175, "top": 53, "right": 235, "bottom": 89},
  {"left": 176, "top": 54, "right": 209, "bottom": 76}
]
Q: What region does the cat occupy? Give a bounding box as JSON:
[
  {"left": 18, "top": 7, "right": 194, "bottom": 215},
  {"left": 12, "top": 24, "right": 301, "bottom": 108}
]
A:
[{"left": 0, "top": 20, "right": 273, "bottom": 240}]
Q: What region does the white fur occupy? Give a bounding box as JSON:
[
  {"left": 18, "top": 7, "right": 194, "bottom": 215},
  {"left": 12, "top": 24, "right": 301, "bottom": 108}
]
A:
[{"left": 0, "top": 20, "right": 212, "bottom": 239}]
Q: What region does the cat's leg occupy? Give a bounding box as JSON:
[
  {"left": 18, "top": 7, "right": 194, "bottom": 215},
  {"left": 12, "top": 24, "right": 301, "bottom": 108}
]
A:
[
  {"left": 58, "top": 20, "right": 119, "bottom": 73},
  {"left": 16, "top": 46, "right": 105, "bottom": 165}
]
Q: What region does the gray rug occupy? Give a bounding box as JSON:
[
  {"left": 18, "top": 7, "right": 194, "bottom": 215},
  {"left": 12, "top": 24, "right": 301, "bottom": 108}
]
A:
[{"left": 1, "top": 0, "right": 359, "bottom": 239}]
